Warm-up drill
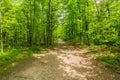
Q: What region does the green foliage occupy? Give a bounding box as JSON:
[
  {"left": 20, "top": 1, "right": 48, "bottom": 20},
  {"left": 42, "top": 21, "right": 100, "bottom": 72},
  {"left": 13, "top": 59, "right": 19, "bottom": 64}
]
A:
[
  {"left": 1, "top": 0, "right": 119, "bottom": 47},
  {"left": 60, "top": 0, "right": 120, "bottom": 46},
  {"left": 88, "top": 45, "right": 120, "bottom": 69},
  {"left": 97, "top": 56, "right": 117, "bottom": 68},
  {"left": 0, "top": 47, "right": 41, "bottom": 75}
]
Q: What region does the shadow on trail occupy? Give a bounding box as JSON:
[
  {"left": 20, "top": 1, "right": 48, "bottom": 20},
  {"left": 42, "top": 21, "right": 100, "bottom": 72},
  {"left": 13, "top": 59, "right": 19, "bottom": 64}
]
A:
[{"left": 1, "top": 39, "right": 120, "bottom": 80}]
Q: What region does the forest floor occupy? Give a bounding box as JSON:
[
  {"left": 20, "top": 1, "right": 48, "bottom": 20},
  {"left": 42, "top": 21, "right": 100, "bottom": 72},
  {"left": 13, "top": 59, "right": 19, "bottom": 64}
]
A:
[{"left": 1, "top": 39, "right": 120, "bottom": 80}]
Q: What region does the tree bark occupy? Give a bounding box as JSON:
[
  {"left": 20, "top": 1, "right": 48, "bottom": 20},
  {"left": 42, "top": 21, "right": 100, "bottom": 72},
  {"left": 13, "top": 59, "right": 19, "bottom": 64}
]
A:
[{"left": 0, "top": 2, "right": 3, "bottom": 53}]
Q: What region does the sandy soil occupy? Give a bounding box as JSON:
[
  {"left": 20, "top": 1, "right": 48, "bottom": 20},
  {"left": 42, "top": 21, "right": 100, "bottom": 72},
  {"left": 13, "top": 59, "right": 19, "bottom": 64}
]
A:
[{"left": 1, "top": 39, "right": 120, "bottom": 80}]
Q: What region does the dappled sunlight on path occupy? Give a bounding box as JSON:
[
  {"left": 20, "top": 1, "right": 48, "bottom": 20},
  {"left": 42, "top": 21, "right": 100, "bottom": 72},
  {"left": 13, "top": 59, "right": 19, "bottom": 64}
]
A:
[
  {"left": 1, "top": 40, "right": 120, "bottom": 80},
  {"left": 57, "top": 48, "right": 97, "bottom": 80}
]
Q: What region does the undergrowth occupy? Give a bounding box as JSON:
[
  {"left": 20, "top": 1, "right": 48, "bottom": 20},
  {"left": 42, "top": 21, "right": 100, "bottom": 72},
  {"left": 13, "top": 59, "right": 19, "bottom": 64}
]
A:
[
  {"left": 0, "top": 47, "right": 41, "bottom": 76},
  {"left": 88, "top": 45, "right": 120, "bottom": 73}
]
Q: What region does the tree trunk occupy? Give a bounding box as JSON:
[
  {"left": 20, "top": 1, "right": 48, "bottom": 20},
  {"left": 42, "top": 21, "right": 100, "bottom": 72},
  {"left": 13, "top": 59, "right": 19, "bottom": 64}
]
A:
[
  {"left": 46, "top": 0, "right": 52, "bottom": 46},
  {"left": 0, "top": 3, "right": 3, "bottom": 53}
]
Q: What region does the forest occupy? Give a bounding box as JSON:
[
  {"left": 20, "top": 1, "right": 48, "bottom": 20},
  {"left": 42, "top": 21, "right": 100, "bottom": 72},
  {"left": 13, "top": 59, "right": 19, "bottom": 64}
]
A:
[{"left": 0, "top": 0, "right": 120, "bottom": 79}]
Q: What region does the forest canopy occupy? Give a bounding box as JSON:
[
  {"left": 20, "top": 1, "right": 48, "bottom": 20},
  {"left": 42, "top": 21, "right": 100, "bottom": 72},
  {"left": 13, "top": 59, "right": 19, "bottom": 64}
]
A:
[{"left": 0, "top": 0, "right": 120, "bottom": 53}]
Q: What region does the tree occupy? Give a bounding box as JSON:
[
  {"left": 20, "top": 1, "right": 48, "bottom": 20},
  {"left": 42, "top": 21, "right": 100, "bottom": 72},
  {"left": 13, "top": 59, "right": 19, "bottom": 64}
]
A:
[{"left": 0, "top": 1, "right": 3, "bottom": 53}]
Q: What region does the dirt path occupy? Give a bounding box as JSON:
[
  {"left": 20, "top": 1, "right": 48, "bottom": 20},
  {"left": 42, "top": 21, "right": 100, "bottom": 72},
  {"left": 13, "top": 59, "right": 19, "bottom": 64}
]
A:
[{"left": 1, "top": 39, "right": 120, "bottom": 80}]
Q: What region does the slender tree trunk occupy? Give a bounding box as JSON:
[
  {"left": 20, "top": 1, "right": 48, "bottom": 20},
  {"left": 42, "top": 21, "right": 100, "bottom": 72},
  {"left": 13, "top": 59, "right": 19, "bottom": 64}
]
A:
[
  {"left": 0, "top": 3, "right": 3, "bottom": 53},
  {"left": 0, "top": 23, "right": 3, "bottom": 53},
  {"left": 94, "top": 0, "right": 101, "bottom": 21},
  {"left": 46, "top": 0, "right": 52, "bottom": 46}
]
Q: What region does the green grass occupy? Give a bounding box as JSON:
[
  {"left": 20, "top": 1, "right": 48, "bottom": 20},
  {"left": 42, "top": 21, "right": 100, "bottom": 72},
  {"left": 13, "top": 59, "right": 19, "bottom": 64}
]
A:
[
  {"left": 88, "top": 45, "right": 120, "bottom": 70},
  {"left": 97, "top": 56, "right": 117, "bottom": 68},
  {"left": 0, "top": 47, "right": 41, "bottom": 76}
]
